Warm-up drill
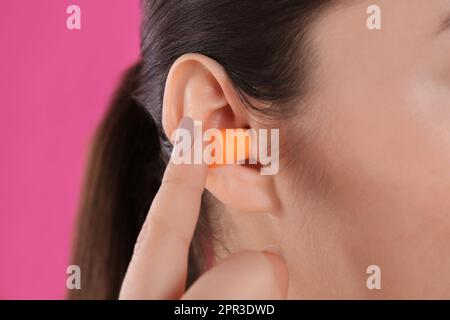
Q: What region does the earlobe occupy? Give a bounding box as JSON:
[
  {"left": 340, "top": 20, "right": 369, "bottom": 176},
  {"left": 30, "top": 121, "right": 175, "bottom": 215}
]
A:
[
  {"left": 161, "top": 53, "right": 281, "bottom": 214},
  {"left": 206, "top": 164, "right": 281, "bottom": 213}
]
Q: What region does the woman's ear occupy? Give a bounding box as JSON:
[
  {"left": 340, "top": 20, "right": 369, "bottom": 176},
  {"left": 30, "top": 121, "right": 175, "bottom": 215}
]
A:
[{"left": 162, "top": 53, "right": 280, "bottom": 213}]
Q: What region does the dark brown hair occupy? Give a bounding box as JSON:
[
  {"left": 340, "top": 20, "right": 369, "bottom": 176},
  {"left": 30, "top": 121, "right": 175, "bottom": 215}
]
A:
[{"left": 68, "top": 0, "right": 333, "bottom": 299}]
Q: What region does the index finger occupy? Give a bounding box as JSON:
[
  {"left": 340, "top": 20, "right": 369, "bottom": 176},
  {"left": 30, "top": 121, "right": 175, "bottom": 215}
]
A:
[{"left": 120, "top": 117, "right": 208, "bottom": 300}]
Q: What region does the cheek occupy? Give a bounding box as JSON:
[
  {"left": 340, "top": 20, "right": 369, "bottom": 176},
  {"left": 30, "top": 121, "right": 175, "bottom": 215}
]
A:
[
  {"left": 296, "top": 0, "right": 450, "bottom": 297},
  {"left": 310, "top": 0, "right": 450, "bottom": 232},
  {"left": 313, "top": 66, "right": 450, "bottom": 295},
  {"left": 324, "top": 77, "right": 450, "bottom": 214}
]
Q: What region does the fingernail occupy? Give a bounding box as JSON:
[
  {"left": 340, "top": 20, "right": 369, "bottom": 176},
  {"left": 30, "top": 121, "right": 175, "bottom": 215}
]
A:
[
  {"left": 172, "top": 117, "right": 195, "bottom": 147},
  {"left": 262, "top": 245, "right": 288, "bottom": 299}
]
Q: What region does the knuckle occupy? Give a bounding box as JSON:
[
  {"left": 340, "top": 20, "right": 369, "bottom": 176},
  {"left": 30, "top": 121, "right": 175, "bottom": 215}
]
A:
[{"left": 147, "top": 213, "right": 192, "bottom": 249}]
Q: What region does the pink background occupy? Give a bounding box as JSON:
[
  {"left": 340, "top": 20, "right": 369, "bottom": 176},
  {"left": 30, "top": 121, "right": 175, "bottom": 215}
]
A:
[{"left": 0, "top": 0, "right": 141, "bottom": 299}]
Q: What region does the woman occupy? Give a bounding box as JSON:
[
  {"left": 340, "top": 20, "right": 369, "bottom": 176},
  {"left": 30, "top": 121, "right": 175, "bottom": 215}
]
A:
[{"left": 69, "top": 0, "right": 450, "bottom": 299}]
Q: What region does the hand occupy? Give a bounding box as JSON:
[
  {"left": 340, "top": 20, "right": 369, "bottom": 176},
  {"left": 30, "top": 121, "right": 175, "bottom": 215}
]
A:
[{"left": 119, "top": 117, "right": 288, "bottom": 300}]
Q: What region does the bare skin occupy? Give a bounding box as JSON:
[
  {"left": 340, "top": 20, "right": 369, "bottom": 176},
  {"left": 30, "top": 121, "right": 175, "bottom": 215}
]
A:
[
  {"left": 121, "top": 0, "right": 450, "bottom": 299},
  {"left": 119, "top": 118, "right": 288, "bottom": 299}
]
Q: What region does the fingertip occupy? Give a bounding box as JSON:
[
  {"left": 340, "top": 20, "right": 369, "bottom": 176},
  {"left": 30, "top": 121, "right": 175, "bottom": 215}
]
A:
[
  {"left": 164, "top": 116, "right": 208, "bottom": 187},
  {"left": 262, "top": 251, "right": 289, "bottom": 299}
]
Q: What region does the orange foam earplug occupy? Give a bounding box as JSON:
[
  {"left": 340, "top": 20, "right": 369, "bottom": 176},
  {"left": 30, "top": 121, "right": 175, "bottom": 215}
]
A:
[{"left": 209, "top": 128, "right": 251, "bottom": 168}]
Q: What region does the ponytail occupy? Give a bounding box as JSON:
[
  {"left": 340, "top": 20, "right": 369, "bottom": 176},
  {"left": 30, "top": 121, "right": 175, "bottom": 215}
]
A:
[{"left": 67, "top": 62, "right": 165, "bottom": 299}]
